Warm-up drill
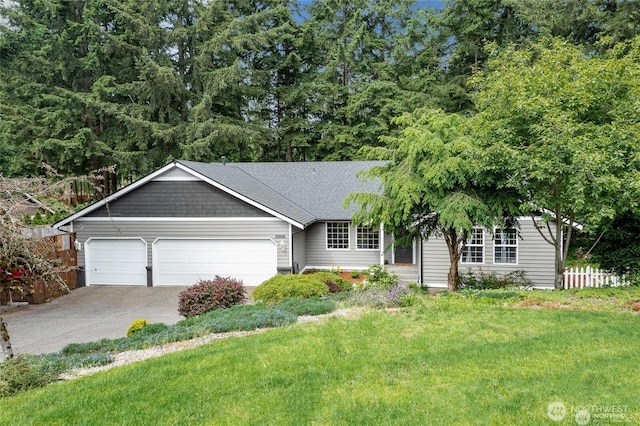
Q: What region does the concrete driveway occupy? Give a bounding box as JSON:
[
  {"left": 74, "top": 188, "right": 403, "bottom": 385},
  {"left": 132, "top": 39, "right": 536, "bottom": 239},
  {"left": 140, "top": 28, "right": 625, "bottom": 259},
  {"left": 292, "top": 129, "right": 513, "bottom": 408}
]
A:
[{"left": 1, "top": 286, "right": 187, "bottom": 355}]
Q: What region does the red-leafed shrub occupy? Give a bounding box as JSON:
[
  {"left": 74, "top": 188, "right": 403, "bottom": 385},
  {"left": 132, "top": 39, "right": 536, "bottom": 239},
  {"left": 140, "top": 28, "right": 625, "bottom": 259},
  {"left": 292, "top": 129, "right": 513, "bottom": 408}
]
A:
[
  {"left": 324, "top": 279, "right": 343, "bottom": 293},
  {"left": 178, "top": 277, "right": 247, "bottom": 318}
]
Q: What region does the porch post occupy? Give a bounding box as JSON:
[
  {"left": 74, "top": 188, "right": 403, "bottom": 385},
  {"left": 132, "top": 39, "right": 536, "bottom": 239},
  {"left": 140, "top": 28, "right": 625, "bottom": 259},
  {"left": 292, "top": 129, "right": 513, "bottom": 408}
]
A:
[
  {"left": 380, "top": 223, "right": 385, "bottom": 266},
  {"left": 418, "top": 236, "right": 423, "bottom": 285}
]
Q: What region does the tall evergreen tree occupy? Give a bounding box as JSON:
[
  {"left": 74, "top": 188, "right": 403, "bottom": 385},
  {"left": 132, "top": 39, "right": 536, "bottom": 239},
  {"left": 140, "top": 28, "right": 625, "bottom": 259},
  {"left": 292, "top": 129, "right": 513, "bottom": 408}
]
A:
[
  {"left": 0, "top": 0, "right": 185, "bottom": 177},
  {"left": 183, "top": 0, "right": 299, "bottom": 163},
  {"left": 303, "top": 0, "right": 437, "bottom": 160}
]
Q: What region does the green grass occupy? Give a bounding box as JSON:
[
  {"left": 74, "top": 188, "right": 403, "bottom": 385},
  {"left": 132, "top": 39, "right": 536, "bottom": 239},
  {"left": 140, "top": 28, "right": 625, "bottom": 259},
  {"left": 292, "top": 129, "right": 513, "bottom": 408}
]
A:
[
  {"left": 440, "top": 285, "right": 640, "bottom": 312},
  {"left": 1, "top": 293, "right": 639, "bottom": 425}
]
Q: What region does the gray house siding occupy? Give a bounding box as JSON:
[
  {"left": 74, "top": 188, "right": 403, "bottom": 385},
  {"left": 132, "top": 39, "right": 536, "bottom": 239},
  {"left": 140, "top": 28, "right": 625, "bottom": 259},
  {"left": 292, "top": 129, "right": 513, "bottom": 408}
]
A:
[
  {"left": 292, "top": 228, "right": 306, "bottom": 273},
  {"left": 86, "top": 181, "right": 271, "bottom": 218},
  {"left": 74, "top": 218, "right": 290, "bottom": 272},
  {"left": 303, "top": 222, "right": 380, "bottom": 270},
  {"left": 421, "top": 219, "right": 556, "bottom": 288}
]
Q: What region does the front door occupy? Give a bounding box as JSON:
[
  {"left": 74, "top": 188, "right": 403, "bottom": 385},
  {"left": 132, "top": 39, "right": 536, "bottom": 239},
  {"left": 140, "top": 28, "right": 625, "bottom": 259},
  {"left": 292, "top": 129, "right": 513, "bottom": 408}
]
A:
[{"left": 394, "top": 243, "right": 413, "bottom": 264}]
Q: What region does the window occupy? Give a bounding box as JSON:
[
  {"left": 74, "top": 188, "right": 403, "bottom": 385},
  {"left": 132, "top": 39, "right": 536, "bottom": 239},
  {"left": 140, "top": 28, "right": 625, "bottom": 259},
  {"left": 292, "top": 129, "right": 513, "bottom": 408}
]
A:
[
  {"left": 494, "top": 228, "right": 517, "bottom": 264},
  {"left": 327, "top": 222, "right": 349, "bottom": 249},
  {"left": 357, "top": 226, "right": 379, "bottom": 250},
  {"left": 461, "top": 228, "right": 484, "bottom": 263}
]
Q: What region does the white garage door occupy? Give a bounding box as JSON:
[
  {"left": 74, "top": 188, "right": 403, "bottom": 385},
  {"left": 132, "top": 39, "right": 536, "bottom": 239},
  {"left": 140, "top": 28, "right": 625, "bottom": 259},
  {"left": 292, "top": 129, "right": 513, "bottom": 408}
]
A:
[
  {"left": 85, "top": 239, "right": 147, "bottom": 286},
  {"left": 153, "top": 239, "right": 277, "bottom": 286}
]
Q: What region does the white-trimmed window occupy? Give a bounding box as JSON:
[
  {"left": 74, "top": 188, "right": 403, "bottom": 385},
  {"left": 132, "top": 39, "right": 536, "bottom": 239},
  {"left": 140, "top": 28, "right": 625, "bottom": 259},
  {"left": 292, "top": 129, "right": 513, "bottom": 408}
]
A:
[
  {"left": 494, "top": 228, "right": 517, "bottom": 264},
  {"left": 326, "top": 222, "right": 350, "bottom": 249},
  {"left": 461, "top": 228, "right": 484, "bottom": 263},
  {"left": 356, "top": 226, "right": 379, "bottom": 250}
]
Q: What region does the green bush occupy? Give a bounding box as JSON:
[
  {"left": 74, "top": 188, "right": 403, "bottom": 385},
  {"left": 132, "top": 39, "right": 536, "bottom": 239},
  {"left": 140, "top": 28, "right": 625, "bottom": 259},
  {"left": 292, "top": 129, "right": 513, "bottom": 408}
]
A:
[
  {"left": 458, "top": 269, "right": 532, "bottom": 290},
  {"left": 178, "top": 276, "right": 247, "bottom": 318},
  {"left": 135, "top": 322, "right": 170, "bottom": 337},
  {"left": 357, "top": 264, "right": 398, "bottom": 291},
  {"left": 275, "top": 297, "right": 337, "bottom": 316},
  {"left": 127, "top": 319, "right": 150, "bottom": 337},
  {"left": 350, "top": 271, "right": 361, "bottom": 279},
  {"left": 252, "top": 274, "right": 329, "bottom": 303},
  {"left": 0, "top": 355, "right": 58, "bottom": 397}
]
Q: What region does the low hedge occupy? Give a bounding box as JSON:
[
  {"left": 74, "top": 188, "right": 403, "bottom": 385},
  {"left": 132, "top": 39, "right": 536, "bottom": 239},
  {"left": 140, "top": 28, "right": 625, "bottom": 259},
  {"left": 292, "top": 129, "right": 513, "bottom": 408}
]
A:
[
  {"left": 62, "top": 304, "right": 297, "bottom": 355},
  {"left": 275, "top": 297, "right": 337, "bottom": 316},
  {"left": 252, "top": 274, "right": 329, "bottom": 303}
]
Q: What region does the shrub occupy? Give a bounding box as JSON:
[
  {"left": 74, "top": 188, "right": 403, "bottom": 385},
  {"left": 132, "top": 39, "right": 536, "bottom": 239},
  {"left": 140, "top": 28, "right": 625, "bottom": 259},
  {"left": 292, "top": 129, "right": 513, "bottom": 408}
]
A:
[
  {"left": 387, "top": 283, "right": 417, "bottom": 307},
  {"left": 178, "top": 276, "right": 247, "bottom": 318},
  {"left": 310, "top": 272, "right": 351, "bottom": 292},
  {"left": 134, "top": 322, "right": 170, "bottom": 337},
  {"left": 339, "top": 280, "right": 353, "bottom": 291},
  {"left": 0, "top": 355, "right": 58, "bottom": 397},
  {"left": 174, "top": 304, "right": 297, "bottom": 334},
  {"left": 127, "top": 319, "right": 150, "bottom": 337},
  {"left": 341, "top": 283, "right": 418, "bottom": 308},
  {"left": 276, "top": 297, "right": 337, "bottom": 316},
  {"left": 458, "top": 269, "right": 532, "bottom": 290},
  {"left": 358, "top": 264, "right": 397, "bottom": 291},
  {"left": 252, "top": 274, "right": 329, "bottom": 303},
  {"left": 343, "top": 288, "right": 390, "bottom": 309},
  {"left": 325, "top": 280, "right": 343, "bottom": 293},
  {"left": 350, "top": 271, "right": 361, "bottom": 279}
]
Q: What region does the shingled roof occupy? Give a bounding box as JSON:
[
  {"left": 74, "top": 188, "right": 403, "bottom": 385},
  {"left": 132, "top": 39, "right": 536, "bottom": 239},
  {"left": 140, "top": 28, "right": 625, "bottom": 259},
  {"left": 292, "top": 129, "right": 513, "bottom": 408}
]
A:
[
  {"left": 177, "top": 160, "right": 384, "bottom": 226},
  {"left": 54, "top": 160, "right": 384, "bottom": 230}
]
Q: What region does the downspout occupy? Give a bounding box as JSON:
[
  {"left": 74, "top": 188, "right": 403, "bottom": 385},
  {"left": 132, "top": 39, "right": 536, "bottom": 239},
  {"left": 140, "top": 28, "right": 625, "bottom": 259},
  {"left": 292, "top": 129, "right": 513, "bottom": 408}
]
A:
[{"left": 289, "top": 223, "right": 294, "bottom": 274}]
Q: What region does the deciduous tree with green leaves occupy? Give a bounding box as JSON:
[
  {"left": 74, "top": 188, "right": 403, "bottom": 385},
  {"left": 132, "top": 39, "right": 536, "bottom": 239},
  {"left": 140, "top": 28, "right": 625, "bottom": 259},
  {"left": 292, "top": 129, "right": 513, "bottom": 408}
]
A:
[
  {"left": 346, "top": 108, "right": 517, "bottom": 291},
  {"left": 472, "top": 37, "right": 640, "bottom": 289}
]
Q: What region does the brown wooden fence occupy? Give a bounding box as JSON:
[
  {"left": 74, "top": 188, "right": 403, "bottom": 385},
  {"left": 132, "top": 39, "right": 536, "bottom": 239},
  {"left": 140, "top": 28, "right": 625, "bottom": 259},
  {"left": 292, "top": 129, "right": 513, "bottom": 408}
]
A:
[{"left": 1, "top": 233, "right": 77, "bottom": 305}]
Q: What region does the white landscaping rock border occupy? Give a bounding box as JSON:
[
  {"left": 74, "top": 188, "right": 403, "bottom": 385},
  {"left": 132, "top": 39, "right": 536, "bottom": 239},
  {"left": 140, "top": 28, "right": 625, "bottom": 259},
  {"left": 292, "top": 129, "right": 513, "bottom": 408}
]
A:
[{"left": 61, "top": 308, "right": 364, "bottom": 380}]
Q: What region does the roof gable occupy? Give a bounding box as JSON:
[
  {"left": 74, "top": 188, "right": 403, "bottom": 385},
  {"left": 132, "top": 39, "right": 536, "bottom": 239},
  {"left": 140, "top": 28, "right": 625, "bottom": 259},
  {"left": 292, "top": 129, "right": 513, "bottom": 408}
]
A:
[
  {"left": 85, "top": 181, "right": 272, "bottom": 218},
  {"left": 54, "top": 160, "right": 383, "bottom": 229}
]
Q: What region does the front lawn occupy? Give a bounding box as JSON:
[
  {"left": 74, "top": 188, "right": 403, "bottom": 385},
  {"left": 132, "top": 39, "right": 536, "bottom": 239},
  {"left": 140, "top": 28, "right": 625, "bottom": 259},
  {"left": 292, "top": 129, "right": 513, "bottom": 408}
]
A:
[{"left": 1, "top": 292, "right": 639, "bottom": 425}]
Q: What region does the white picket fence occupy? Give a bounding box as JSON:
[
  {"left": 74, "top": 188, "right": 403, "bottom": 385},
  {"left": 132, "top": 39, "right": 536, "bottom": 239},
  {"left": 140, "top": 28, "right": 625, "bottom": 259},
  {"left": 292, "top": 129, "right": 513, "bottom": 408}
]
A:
[{"left": 563, "top": 266, "right": 627, "bottom": 289}]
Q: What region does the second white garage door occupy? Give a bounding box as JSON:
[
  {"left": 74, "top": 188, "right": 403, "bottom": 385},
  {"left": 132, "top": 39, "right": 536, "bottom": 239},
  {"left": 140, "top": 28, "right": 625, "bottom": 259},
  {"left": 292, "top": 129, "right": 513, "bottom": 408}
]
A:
[{"left": 153, "top": 239, "right": 277, "bottom": 286}]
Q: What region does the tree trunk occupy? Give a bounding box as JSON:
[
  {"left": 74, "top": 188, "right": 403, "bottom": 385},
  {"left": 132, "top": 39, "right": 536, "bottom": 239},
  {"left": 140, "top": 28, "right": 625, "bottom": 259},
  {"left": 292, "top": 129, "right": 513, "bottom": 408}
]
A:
[
  {"left": 444, "top": 227, "right": 462, "bottom": 292},
  {"left": 0, "top": 316, "right": 13, "bottom": 360},
  {"left": 554, "top": 253, "right": 564, "bottom": 290},
  {"left": 554, "top": 210, "right": 565, "bottom": 290},
  {"left": 447, "top": 261, "right": 459, "bottom": 292}
]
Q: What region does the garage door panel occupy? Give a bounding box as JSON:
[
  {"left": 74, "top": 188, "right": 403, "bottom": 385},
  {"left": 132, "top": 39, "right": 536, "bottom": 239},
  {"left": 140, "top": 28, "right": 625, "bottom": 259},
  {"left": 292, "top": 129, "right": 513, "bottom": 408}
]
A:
[
  {"left": 153, "top": 239, "right": 276, "bottom": 286},
  {"left": 85, "top": 239, "right": 147, "bottom": 286}
]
